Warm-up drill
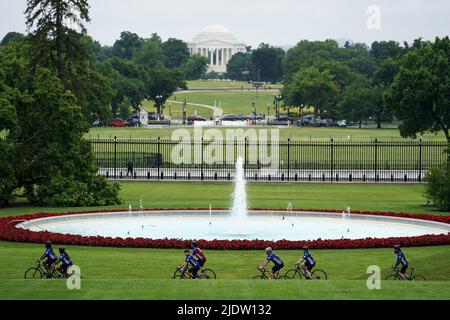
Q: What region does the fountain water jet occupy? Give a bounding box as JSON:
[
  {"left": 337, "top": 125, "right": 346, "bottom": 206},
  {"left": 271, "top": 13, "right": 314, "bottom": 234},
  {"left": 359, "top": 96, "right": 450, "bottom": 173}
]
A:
[{"left": 230, "top": 157, "right": 248, "bottom": 220}]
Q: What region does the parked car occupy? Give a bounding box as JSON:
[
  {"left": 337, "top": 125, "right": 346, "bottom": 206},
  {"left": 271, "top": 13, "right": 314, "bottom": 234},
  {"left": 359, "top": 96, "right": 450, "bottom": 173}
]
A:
[
  {"left": 92, "top": 119, "right": 103, "bottom": 127},
  {"left": 187, "top": 115, "right": 207, "bottom": 125},
  {"left": 108, "top": 118, "right": 128, "bottom": 127},
  {"left": 127, "top": 117, "right": 141, "bottom": 127},
  {"left": 247, "top": 113, "right": 266, "bottom": 121},
  {"left": 148, "top": 113, "right": 165, "bottom": 121},
  {"left": 268, "top": 115, "right": 291, "bottom": 126},
  {"left": 222, "top": 114, "right": 248, "bottom": 121},
  {"left": 335, "top": 120, "right": 348, "bottom": 127}
]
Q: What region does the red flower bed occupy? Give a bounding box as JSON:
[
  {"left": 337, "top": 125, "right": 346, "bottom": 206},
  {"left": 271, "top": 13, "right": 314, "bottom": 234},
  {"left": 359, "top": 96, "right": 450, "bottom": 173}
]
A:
[{"left": 0, "top": 209, "right": 449, "bottom": 250}]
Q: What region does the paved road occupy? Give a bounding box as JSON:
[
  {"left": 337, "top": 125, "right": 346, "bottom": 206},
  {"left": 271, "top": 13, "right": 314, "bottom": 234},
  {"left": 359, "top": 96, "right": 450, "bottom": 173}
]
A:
[{"left": 167, "top": 100, "right": 223, "bottom": 118}]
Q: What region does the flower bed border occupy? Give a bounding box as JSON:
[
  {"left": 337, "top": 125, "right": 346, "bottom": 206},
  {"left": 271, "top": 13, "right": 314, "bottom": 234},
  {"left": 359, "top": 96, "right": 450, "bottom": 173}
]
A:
[{"left": 1, "top": 209, "right": 449, "bottom": 250}]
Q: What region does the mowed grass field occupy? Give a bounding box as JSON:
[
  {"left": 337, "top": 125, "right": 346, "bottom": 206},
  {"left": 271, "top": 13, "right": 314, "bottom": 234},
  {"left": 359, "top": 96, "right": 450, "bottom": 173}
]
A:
[
  {"left": 1, "top": 182, "right": 450, "bottom": 300},
  {"left": 86, "top": 126, "right": 446, "bottom": 142}
]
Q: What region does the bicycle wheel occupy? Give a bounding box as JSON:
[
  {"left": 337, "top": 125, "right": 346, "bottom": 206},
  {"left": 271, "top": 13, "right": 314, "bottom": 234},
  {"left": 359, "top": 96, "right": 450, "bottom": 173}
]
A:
[
  {"left": 173, "top": 275, "right": 188, "bottom": 280},
  {"left": 284, "top": 269, "right": 302, "bottom": 280},
  {"left": 311, "top": 269, "right": 328, "bottom": 280},
  {"left": 412, "top": 275, "right": 427, "bottom": 281},
  {"left": 24, "top": 267, "right": 43, "bottom": 279},
  {"left": 385, "top": 274, "right": 400, "bottom": 281},
  {"left": 252, "top": 275, "right": 266, "bottom": 280},
  {"left": 202, "top": 269, "right": 217, "bottom": 279}
]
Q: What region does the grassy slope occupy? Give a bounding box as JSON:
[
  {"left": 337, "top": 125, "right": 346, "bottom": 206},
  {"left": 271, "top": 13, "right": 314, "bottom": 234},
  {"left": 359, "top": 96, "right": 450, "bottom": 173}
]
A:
[{"left": 1, "top": 182, "right": 449, "bottom": 300}]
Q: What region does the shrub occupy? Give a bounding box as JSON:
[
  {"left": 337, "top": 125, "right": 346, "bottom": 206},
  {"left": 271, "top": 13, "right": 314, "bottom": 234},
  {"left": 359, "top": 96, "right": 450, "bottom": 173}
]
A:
[
  {"left": 34, "top": 175, "right": 122, "bottom": 207},
  {"left": 425, "top": 166, "right": 450, "bottom": 211}
]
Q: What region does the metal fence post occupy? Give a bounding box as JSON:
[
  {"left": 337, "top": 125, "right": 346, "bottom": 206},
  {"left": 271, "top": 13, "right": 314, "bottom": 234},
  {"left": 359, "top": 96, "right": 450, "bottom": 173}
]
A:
[
  {"left": 374, "top": 139, "right": 378, "bottom": 182},
  {"left": 287, "top": 138, "right": 291, "bottom": 181},
  {"left": 419, "top": 137, "right": 423, "bottom": 182},
  {"left": 157, "top": 137, "right": 161, "bottom": 180},
  {"left": 330, "top": 139, "right": 334, "bottom": 182},
  {"left": 114, "top": 136, "right": 117, "bottom": 180}
]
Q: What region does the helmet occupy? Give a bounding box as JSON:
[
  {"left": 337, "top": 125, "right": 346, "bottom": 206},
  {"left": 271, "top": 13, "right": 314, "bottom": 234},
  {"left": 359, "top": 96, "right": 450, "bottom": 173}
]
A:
[
  {"left": 303, "top": 246, "right": 310, "bottom": 251},
  {"left": 191, "top": 240, "right": 198, "bottom": 247},
  {"left": 393, "top": 244, "right": 401, "bottom": 249},
  {"left": 59, "top": 247, "right": 66, "bottom": 254},
  {"left": 45, "top": 241, "right": 52, "bottom": 249},
  {"left": 265, "top": 247, "right": 273, "bottom": 253}
]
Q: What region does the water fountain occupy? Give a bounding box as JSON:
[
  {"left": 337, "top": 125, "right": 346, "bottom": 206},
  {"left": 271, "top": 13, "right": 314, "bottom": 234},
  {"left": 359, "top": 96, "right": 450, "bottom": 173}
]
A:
[
  {"left": 230, "top": 157, "right": 248, "bottom": 220},
  {"left": 17, "top": 161, "right": 450, "bottom": 242}
]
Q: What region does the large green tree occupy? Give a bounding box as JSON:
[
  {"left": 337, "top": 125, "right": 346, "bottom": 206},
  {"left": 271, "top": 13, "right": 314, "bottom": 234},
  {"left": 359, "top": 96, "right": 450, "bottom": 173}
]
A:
[
  {"left": 283, "top": 67, "right": 340, "bottom": 115},
  {"left": 162, "top": 38, "right": 189, "bottom": 69},
  {"left": 182, "top": 55, "right": 209, "bottom": 80},
  {"left": 251, "top": 43, "right": 285, "bottom": 83},
  {"left": 226, "top": 52, "right": 256, "bottom": 81},
  {"left": 386, "top": 37, "right": 450, "bottom": 142},
  {"left": 0, "top": 32, "right": 25, "bottom": 46},
  {"left": 112, "top": 31, "right": 143, "bottom": 60}
]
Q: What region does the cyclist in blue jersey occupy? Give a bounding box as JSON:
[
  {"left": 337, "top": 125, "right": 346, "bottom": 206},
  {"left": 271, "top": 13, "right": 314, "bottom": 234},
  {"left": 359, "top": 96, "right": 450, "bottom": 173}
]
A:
[
  {"left": 394, "top": 245, "right": 409, "bottom": 280},
  {"left": 56, "top": 248, "right": 73, "bottom": 278},
  {"left": 259, "top": 247, "right": 284, "bottom": 279},
  {"left": 297, "top": 246, "right": 316, "bottom": 279},
  {"left": 181, "top": 250, "right": 201, "bottom": 279},
  {"left": 39, "top": 241, "right": 58, "bottom": 278}
]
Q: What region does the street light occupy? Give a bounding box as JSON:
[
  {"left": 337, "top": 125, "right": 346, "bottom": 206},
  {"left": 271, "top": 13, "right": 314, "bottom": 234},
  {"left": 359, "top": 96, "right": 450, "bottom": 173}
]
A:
[{"left": 155, "top": 95, "right": 163, "bottom": 120}]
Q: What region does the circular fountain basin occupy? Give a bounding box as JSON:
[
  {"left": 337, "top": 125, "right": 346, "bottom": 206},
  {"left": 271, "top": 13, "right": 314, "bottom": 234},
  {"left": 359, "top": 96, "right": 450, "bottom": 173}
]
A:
[{"left": 17, "top": 210, "right": 450, "bottom": 241}]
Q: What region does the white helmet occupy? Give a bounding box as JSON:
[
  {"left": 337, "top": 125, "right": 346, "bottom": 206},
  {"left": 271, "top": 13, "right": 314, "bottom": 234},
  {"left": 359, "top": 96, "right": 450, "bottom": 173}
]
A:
[{"left": 265, "top": 247, "right": 273, "bottom": 253}]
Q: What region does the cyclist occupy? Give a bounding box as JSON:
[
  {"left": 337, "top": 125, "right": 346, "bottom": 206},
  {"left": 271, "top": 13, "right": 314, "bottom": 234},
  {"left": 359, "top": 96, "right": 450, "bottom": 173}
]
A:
[
  {"left": 56, "top": 247, "right": 73, "bottom": 278},
  {"left": 297, "top": 246, "right": 316, "bottom": 279},
  {"left": 394, "top": 244, "right": 409, "bottom": 280},
  {"left": 191, "top": 241, "right": 207, "bottom": 275},
  {"left": 39, "top": 241, "right": 58, "bottom": 278},
  {"left": 259, "top": 247, "right": 284, "bottom": 280},
  {"left": 181, "top": 249, "right": 201, "bottom": 279}
]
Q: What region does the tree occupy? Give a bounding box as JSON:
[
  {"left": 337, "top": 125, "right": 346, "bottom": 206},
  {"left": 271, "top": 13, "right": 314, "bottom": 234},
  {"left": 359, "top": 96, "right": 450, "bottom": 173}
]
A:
[
  {"left": 147, "top": 67, "right": 187, "bottom": 114},
  {"left": 385, "top": 37, "right": 450, "bottom": 143},
  {"left": 283, "top": 67, "right": 339, "bottom": 115},
  {"left": 133, "top": 38, "right": 164, "bottom": 69},
  {"left": 25, "top": 0, "right": 91, "bottom": 80},
  {"left": 182, "top": 55, "right": 209, "bottom": 80},
  {"left": 0, "top": 32, "right": 25, "bottom": 46},
  {"left": 162, "top": 38, "right": 189, "bottom": 68},
  {"left": 226, "top": 52, "right": 256, "bottom": 81},
  {"left": 112, "top": 31, "right": 143, "bottom": 60},
  {"left": 118, "top": 96, "right": 132, "bottom": 119},
  {"left": 251, "top": 43, "right": 285, "bottom": 83},
  {"left": 337, "top": 83, "right": 382, "bottom": 128},
  {"left": 0, "top": 76, "right": 18, "bottom": 206}
]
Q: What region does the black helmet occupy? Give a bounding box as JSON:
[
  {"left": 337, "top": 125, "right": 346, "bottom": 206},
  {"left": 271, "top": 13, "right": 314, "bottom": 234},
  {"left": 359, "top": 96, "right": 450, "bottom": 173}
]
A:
[
  {"left": 45, "top": 241, "right": 52, "bottom": 249},
  {"left": 303, "top": 246, "right": 310, "bottom": 251},
  {"left": 59, "top": 247, "right": 66, "bottom": 254},
  {"left": 191, "top": 240, "right": 198, "bottom": 247},
  {"left": 393, "top": 244, "right": 401, "bottom": 249}
]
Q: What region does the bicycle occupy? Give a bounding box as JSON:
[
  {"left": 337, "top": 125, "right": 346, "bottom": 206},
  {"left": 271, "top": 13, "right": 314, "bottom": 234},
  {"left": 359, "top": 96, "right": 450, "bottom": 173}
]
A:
[
  {"left": 385, "top": 266, "right": 426, "bottom": 281},
  {"left": 252, "top": 268, "right": 286, "bottom": 280},
  {"left": 172, "top": 266, "right": 216, "bottom": 279},
  {"left": 24, "top": 260, "right": 83, "bottom": 280},
  {"left": 284, "top": 264, "right": 328, "bottom": 280}
]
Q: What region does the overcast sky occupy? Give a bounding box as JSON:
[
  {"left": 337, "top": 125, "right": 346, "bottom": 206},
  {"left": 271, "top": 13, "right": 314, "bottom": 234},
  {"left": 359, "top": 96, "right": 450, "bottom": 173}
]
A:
[{"left": 1, "top": 0, "right": 449, "bottom": 47}]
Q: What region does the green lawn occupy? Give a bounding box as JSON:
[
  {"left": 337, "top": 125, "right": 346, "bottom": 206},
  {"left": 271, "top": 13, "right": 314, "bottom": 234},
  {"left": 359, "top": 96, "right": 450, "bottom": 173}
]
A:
[
  {"left": 86, "top": 126, "right": 446, "bottom": 142},
  {"left": 1, "top": 182, "right": 449, "bottom": 300}
]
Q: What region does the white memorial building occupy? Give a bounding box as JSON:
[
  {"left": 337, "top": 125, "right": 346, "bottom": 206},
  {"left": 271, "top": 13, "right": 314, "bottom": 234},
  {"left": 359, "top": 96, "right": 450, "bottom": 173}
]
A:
[{"left": 188, "top": 25, "right": 247, "bottom": 73}]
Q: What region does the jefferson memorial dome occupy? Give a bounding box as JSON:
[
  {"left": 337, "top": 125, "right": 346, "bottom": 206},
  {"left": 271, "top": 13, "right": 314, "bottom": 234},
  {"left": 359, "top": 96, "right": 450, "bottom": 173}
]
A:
[{"left": 188, "top": 25, "right": 247, "bottom": 73}]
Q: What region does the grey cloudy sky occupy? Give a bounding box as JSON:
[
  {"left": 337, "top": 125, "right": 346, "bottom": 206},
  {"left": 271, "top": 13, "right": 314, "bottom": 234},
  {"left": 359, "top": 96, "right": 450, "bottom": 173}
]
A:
[{"left": 1, "top": 0, "right": 449, "bottom": 47}]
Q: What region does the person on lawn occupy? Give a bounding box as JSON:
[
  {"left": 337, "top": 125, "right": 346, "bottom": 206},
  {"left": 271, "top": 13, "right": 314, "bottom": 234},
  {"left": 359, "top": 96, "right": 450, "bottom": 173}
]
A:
[
  {"left": 181, "top": 250, "right": 201, "bottom": 279},
  {"left": 57, "top": 247, "right": 73, "bottom": 278},
  {"left": 39, "top": 241, "right": 58, "bottom": 278},
  {"left": 259, "top": 247, "right": 284, "bottom": 280},
  {"left": 297, "top": 246, "right": 316, "bottom": 279},
  {"left": 191, "top": 241, "right": 207, "bottom": 271},
  {"left": 394, "top": 244, "right": 409, "bottom": 280}
]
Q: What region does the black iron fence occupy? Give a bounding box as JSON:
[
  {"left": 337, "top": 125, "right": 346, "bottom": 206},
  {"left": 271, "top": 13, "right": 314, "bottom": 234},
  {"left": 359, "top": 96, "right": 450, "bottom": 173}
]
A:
[{"left": 90, "top": 138, "right": 449, "bottom": 183}]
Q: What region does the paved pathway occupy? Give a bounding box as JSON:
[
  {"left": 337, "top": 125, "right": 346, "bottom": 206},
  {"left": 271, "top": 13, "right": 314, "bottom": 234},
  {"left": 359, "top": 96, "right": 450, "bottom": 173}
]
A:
[{"left": 167, "top": 100, "right": 223, "bottom": 118}]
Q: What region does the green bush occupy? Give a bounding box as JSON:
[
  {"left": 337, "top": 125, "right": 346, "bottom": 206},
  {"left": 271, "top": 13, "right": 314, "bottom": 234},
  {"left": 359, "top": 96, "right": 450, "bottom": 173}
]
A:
[
  {"left": 0, "top": 141, "right": 17, "bottom": 207},
  {"left": 425, "top": 165, "right": 450, "bottom": 212},
  {"left": 34, "top": 175, "right": 122, "bottom": 207}
]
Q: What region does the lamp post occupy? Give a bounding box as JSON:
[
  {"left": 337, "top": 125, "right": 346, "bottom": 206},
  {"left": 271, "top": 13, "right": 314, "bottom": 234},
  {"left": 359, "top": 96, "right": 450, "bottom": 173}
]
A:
[
  {"left": 267, "top": 104, "right": 270, "bottom": 124},
  {"left": 156, "top": 95, "right": 163, "bottom": 120},
  {"left": 183, "top": 99, "right": 187, "bottom": 125}
]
